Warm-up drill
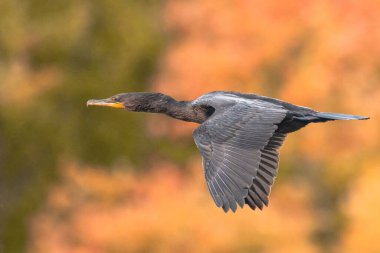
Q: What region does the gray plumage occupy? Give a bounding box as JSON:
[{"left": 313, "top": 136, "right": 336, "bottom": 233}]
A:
[{"left": 87, "top": 91, "right": 369, "bottom": 213}]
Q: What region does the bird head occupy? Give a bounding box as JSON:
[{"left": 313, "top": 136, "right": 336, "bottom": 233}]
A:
[{"left": 87, "top": 92, "right": 174, "bottom": 112}]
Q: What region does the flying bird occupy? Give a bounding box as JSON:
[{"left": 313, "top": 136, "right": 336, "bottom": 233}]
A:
[{"left": 87, "top": 91, "right": 368, "bottom": 212}]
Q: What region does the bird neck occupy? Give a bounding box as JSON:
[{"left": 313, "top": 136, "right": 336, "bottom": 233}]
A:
[
  {"left": 135, "top": 94, "right": 205, "bottom": 123},
  {"left": 165, "top": 100, "right": 204, "bottom": 123}
]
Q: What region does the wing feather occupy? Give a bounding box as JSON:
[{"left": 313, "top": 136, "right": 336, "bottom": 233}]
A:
[
  {"left": 245, "top": 132, "right": 287, "bottom": 210},
  {"left": 193, "top": 101, "right": 287, "bottom": 212}
]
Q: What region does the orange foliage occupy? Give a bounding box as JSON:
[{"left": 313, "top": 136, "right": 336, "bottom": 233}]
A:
[
  {"left": 339, "top": 159, "right": 380, "bottom": 253},
  {"left": 28, "top": 162, "right": 317, "bottom": 253}
]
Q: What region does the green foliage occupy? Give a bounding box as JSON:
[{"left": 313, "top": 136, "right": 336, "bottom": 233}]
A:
[{"left": 0, "top": 1, "right": 165, "bottom": 252}]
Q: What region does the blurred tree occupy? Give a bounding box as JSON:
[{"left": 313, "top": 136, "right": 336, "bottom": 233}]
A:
[
  {"left": 27, "top": 162, "right": 318, "bottom": 253},
  {"left": 0, "top": 1, "right": 165, "bottom": 252},
  {"left": 339, "top": 159, "right": 380, "bottom": 253}
]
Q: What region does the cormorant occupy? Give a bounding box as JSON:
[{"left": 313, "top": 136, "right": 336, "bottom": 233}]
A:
[{"left": 87, "top": 91, "right": 368, "bottom": 212}]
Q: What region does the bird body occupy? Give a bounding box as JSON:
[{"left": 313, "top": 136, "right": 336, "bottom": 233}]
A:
[{"left": 87, "top": 91, "right": 368, "bottom": 212}]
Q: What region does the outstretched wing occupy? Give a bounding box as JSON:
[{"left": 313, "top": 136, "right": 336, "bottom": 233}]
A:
[{"left": 193, "top": 101, "right": 287, "bottom": 212}]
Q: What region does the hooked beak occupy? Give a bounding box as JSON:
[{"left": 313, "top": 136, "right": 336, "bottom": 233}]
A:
[{"left": 86, "top": 98, "right": 125, "bottom": 109}]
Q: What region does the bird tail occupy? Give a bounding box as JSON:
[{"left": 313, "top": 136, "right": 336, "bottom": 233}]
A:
[{"left": 315, "top": 112, "right": 369, "bottom": 121}]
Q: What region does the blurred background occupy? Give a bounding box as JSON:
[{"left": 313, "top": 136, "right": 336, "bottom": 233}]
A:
[{"left": 0, "top": 0, "right": 379, "bottom": 252}]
